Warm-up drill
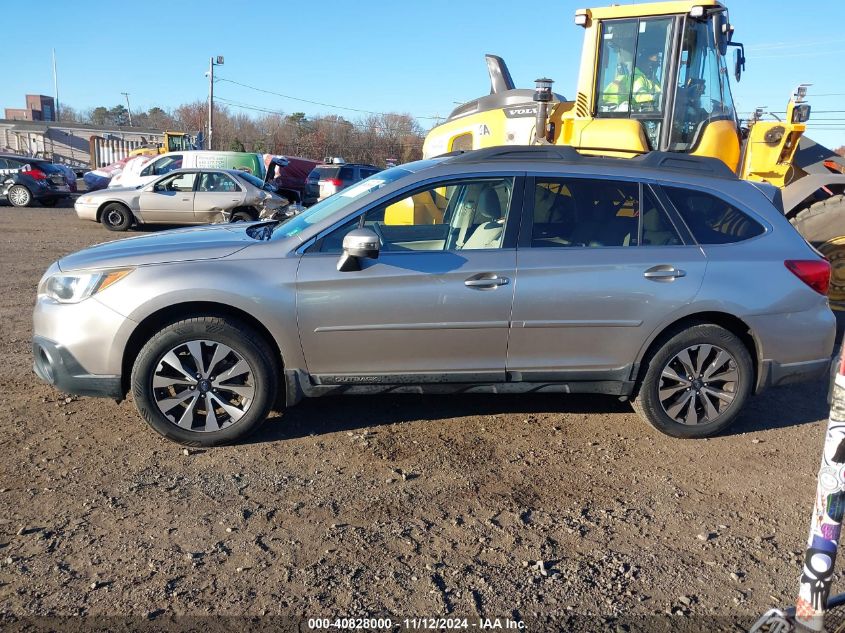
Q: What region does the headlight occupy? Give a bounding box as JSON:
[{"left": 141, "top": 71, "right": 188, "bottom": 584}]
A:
[
  {"left": 38, "top": 268, "right": 134, "bottom": 304},
  {"left": 77, "top": 195, "right": 95, "bottom": 204}
]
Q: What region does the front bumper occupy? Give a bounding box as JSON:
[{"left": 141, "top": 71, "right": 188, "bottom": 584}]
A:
[
  {"left": 74, "top": 200, "right": 99, "bottom": 221},
  {"left": 32, "top": 335, "right": 122, "bottom": 399}
]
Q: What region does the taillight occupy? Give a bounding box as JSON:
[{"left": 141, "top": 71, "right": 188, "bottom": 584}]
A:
[
  {"left": 325, "top": 178, "right": 343, "bottom": 187},
  {"left": 785, "top": 259, "right": 831, "bottom": 295},
  {"left": 21, "top": 168, "right": 46, "bottom": 180}
]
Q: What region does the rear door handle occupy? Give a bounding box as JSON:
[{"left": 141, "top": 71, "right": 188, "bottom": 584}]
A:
[
  {"left": 465, "top": 273, "right": 510, "bottom": 290},
  {"left": 643, "top": 265, "right": 686, "bottom": 281}
]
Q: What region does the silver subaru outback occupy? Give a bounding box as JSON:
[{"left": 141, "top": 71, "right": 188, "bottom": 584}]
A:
[{"left": 33, "top": 147, "right": 836, "bottom": 445}]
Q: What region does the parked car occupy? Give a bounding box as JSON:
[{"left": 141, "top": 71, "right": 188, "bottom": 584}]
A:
[
  {"left": 54, "top": 164, "right": 78, "bottom": 193},
  {"left": 264, "top": 155, "right": 319, "bottom": 206},
  {"left": 305, "top": 159, "right": 380, "bottom": 204},
  {"left": 108, "top": 151, "right": 266, "bottom": 189},
  {"left": 0, "top": 154, "right": 70, "bottom": 207},
  {"left": 34, "top": 146, "right": 836, "bottom": 445},
  {"left": 74, "top": 168, "right": 286, "bottom": 231}
]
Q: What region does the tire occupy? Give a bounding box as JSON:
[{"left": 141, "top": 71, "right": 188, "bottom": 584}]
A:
[
  {"left": 7, "top": 185, "right": 32, "bottom": 207},
  {"left": 791, "top": 194, "right": 845, "bottom": 246},
  {"left": 632, "top": 323, "right": 753, "bottom": 439},
  {"left": 792, "top": 195, "right": 845, "bottom": 304},
  {"left": 131, "top": 316, "right": 279, "bottom": 446},
  {"left": 229, "top": 209, "right": 254, "bottom": 222},
  {"left": 100, "top": 203, "right": 133, "bottom": 231}
]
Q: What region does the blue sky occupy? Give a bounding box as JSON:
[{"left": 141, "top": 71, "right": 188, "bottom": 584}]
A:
[{"left": 3, "top": 0, "right": 844, "bottom": 148}]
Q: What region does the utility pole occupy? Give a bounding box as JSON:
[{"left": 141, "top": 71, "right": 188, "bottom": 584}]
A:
[
  {"left": 207, "top": 56, "right": 224, "bottom": 150},
  {"left": 121, "top": 92, "right": 133, "bottom": 126},
  {"left": 52, "top": 49, "right": 59, "bottom": 122}
]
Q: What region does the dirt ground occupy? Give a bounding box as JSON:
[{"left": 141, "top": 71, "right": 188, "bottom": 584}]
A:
[{"left": 0, "top": 204, "right": 841, "bottom": 632}]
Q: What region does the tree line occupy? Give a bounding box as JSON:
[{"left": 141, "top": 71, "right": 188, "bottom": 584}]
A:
[{"left": 57, "top": 102, "right": 428, "bottom": 167}]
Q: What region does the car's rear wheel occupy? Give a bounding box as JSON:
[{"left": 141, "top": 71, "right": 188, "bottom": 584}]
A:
[
  {"left": 8, "top": 185, "right": 32, "bottom": 207},
  {"left": 632, "top": 324, "right": 752, "bottom": 438},
  {"left": 100, "top": 203, "right": 133, "bottom": 231},
  {"left": 131, "top": 316, "right": 278, "bottom": 446}
]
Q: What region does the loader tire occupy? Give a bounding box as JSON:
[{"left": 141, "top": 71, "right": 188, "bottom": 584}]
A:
[{"left": 792, "top": 195, "right": 845, "bottom": 307}]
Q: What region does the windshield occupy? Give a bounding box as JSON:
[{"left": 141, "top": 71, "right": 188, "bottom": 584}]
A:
[{"left": 275, "top": 167, "right": 412, "bottom": 239}]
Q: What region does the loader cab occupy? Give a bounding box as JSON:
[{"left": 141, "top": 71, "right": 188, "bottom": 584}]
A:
[{"left": 586, "top": 3, "right": 740, "bottom": 170}]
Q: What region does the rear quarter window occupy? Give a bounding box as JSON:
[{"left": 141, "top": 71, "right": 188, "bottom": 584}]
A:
[{"left": 662, "top": 186, "right": 765, "bottom": 244}]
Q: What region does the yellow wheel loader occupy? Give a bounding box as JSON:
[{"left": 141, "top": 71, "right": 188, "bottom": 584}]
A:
[
  {"left": 127, "top": 131, "right": 194, "bottom": 158},
  {"left": 422, "top": 1, "right": 845, "bottom": 305}
]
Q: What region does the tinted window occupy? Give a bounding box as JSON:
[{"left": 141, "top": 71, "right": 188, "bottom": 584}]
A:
[
  {"left": 339, "top": 166, "right": 354, "bottom": 180},
  {"left": 145, "top": 155, "right": 183, "bottom": 177},
  {"left": 198, "top": 172, "right": 239, "bottom": 193},
  {"left": 663, "top": 186, "right": 764, "bottom": 244},
  {"left": 530, "top": 178, "right": 639, "bottom": 248},
  {"left": 315, "top": 166, "right": 341, "bottom": 180},
  {"left": 311, "top": 177, "right": 514, "bottom": 253},
  {"left": 641, "top": 187, "right": 682, "bottom": 246},
  {"left": 360, "top": 168, "right": 379, "bottom": 178}
]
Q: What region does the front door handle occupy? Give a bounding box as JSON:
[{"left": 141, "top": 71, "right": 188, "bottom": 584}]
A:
[
  {"left": 465, "top": 273, "right": 510, "bottom": 290},
  {"left": 643, "top": 265, "right": 686, "bottom": 281}
]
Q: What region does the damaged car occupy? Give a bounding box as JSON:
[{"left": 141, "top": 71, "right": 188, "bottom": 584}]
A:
[{"left": 74, "top": 167, "right": 287, "bottom": 231}]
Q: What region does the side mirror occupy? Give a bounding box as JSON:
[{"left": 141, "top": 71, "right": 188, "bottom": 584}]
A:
[
  {"left": 337, "top": 227, "right": 380, "bottom": 272},
  {"left": 792, "top": 103, "right": 811, "bottom": 124},
  {"left": 731, "top": 44, "right": 746, "bottom": 83}
]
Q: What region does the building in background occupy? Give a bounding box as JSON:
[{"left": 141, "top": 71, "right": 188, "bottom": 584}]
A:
[
  {"left": 4, "top": 95, "right": 56, "bottom": 122},
  {"left": 0, "top": 119, "right": 165, "bottom": 173}
]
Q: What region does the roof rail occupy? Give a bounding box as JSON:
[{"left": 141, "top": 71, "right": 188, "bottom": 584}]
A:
[{"left": 442, "top": 145, "right": 737, "bottom": 180}]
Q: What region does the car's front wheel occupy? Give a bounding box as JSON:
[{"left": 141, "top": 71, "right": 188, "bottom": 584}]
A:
[
  {"left": 229, "top": 209, "right": 254, "bottom": 222},
  {"left": 7, "top": 185, "right": 32, "bottom": 207},
  {"left": 100, "top": 203, "right": 133, "bottom": 231},
  {"left": 131, "top": 316, "right": 279, "bottom": 446},
  {"left": 633, "top": 324, "right": 752, "bottom": 438}
]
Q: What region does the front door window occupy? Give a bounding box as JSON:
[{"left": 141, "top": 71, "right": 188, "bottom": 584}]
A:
[{"left": 310, "top": 177, "right": 515, "bottom": 253}]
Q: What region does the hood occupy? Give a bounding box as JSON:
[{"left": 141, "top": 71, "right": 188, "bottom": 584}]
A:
[
  {"left": 59, "top": 223, "right": 260, "bottom": 271},
  {"left": 89, "top": 185, "right": 140, "bottom": 195}
]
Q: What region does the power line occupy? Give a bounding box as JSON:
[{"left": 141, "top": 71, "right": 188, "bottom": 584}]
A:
[
  {"left": 215, "top": 96, "right": 427, "bottom": 143},
  {"left": 216, "top": 76, "right": 441, "bottom": 121}
]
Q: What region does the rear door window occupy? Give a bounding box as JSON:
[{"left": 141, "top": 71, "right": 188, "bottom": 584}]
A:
[
  {"left": 529, "top": 178, "right": 640, "bottom": 247},
  {"left": 339, "top": 166, "right": 354, "bottom": 181},
  {"left": 528, "top": 177, "right": 682, "bottom": 248},
  {"left": 198, "top": 172, "right": 240, "bottom": 192},
  {"left": 662, "top": 186, "right": 764, "bottom": 244}
]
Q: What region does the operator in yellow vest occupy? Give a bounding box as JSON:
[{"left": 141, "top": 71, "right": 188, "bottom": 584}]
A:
[{"left": 602, "top": 51, "right": 663, "bottom": 112}]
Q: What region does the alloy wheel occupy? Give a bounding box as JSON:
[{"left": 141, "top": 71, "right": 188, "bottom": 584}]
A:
[
  {"left": 9, "top": 186, "right": 30, "bottom": 206},
  {"left": 658, "top": 344, "right": 738, "bottom": 425},
  {"left": 151, "top": 339, "right": 255, "bottom": 432}
]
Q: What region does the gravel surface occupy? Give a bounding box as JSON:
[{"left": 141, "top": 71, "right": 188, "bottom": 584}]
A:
[{"left": 0, "top": 204, "right": 840, "bottom": 631}]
